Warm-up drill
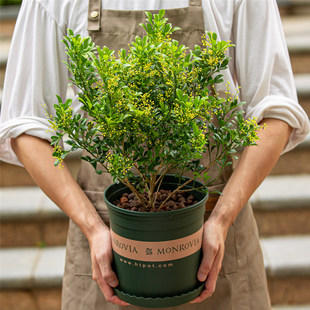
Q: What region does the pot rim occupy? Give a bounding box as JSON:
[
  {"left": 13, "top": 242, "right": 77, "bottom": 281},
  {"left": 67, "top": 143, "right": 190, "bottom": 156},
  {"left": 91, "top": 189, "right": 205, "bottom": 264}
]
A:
[{"left": 103, "top": 174, "right": 209, "bottom": 218}]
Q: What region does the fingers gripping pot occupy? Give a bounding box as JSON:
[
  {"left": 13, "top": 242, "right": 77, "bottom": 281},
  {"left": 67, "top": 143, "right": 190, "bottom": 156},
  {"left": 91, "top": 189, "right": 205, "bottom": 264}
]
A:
[{"left": 104, "top": 175, "right": 208, "bottom": 308}]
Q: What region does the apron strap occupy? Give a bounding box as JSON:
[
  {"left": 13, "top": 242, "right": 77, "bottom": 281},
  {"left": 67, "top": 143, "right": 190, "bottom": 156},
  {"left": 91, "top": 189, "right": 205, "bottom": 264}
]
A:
[
  {"left": 189, "top": 0, "right": 202, "bottom": 7},
  {"left": 88, "top": 0, "right": 101, "bottom": 31}
]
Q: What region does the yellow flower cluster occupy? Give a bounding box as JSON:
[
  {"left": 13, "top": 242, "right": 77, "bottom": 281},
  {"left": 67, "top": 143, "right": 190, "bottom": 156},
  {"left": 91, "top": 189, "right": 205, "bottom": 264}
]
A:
[
  {"left": 201, "top": 33, "right": 212, "bottom": 48},
  {"left": 52, "top": 145, "right": 65, "bottom": 169},
  {"left": 174, "top": 104, "right": 198, "bottom": 124},
  {"left": 201, "top": 33, "right": 230, "bottom": 69},
  {"left": 47, "top": 106, "right": 73, "bottom": 133},
  {"left": 59, "top": 107, "right": 73, "bottom": 128},
  {"left": 240, "top": 117, "right": 261, "bottom": 143},
  {"left": 106, "top": 152, "right": 133, "bottom": 177}
]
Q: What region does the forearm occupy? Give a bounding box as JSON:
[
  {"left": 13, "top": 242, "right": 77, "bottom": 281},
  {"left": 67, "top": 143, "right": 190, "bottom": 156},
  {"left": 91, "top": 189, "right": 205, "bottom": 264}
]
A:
[
  {"left": 208, "top": 118, "right": 293, "bottom": 231},
  {"left": 11, "top": 134, "right": 108, "bottom": 240}
]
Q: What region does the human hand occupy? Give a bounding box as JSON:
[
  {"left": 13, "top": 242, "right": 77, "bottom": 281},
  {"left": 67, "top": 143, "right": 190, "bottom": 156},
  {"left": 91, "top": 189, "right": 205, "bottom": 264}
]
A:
[
  {"left": 89, "top": 226, "right": 129, "bottom": 306},
  {"left": 190, "top": 218, "right": 228, "bottom": 303}
]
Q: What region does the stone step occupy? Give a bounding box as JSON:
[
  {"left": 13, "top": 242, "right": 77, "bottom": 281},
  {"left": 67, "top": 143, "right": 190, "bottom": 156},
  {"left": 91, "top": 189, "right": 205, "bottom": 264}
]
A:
[
  {"left": 1, "top": 174, "right": 310, "bottom": 248},
  {"left": 270, "top": 133, "right": 310, "bottom": 175},
  {"left": 278, "top": 0, "right": 310, "bottom": 16},
  {"left": 0, "top": 289, "right": 62, "bottom": 310},
  {"left": 0, "top": 39, "right": 10, "bottom": 88},
  {"left": 251, "top": 174, "right": 310, "bottom": 237},
  {"left": 295, "top": 76, "right": 310, "bottom": 120},
  {"left": 1, "top": 236, "right": 309, "bottom": 309},
  {"left": 0, "top": 247, "right": 64, "bottom": 310},
  {"left": 282, "top": 15, "right": 310, "bottom": 75},
  {"left": 295, "top": 74, "right": 310, "bottom": 100},
  {"left": 262, "top": 235, "right": 310, "bottom": 305},
  {"left": 0, "top": 247, "right": 65, "bottom": 290},
  {"left": 0, "top": 5, "right": 20, "bottom": 23},
  {"left": 0, "top": 149, "right": 81, "bottom": 187},
  {"left": 0, "top": 187, "right": 68, "bottom": 248}
]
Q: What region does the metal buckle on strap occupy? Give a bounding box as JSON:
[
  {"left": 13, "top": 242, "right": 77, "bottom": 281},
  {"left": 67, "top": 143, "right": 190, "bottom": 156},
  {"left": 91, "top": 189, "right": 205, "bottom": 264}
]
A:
[{"left": 88, "top": 0, "right": 101, "bottom": 31}]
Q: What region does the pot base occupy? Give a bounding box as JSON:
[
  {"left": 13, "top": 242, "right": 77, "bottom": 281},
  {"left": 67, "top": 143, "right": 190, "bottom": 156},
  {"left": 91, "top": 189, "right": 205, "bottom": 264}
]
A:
[{"left": 115, "top": 283, "right": 204, "bottom": 308}]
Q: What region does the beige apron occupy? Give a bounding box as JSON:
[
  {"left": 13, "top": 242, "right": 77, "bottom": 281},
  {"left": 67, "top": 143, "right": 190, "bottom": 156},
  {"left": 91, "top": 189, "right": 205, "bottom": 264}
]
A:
[{"left": 61, "top": 1, "right": 271, "bottom": 309}]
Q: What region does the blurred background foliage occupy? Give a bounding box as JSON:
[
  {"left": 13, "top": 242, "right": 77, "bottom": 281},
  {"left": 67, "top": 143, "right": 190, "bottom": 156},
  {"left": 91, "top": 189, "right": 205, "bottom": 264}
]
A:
[{"left": 0, "top": 0, "right": 22, "bottom": 6}]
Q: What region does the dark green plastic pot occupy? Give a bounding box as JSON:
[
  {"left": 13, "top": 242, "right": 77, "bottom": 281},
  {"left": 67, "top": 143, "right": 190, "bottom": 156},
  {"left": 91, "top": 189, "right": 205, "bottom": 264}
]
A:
[{"left": 104, "top": 175, "right": 208, "bottom": 308}]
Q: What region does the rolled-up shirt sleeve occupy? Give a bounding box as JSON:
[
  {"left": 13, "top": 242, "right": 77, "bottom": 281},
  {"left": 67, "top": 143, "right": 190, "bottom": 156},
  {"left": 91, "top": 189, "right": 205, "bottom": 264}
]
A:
[
  {"left": 233, "top": 0, "right": 309, "bottom": 153},
  {"left": 0, "top": 0, "right": 71, "bottom": 166}
]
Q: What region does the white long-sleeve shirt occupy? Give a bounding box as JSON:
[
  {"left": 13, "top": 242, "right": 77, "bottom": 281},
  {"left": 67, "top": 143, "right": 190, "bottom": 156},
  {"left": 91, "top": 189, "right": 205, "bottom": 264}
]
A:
[{"left": 0, "top": 0, "right": 309, "bottom": 166}]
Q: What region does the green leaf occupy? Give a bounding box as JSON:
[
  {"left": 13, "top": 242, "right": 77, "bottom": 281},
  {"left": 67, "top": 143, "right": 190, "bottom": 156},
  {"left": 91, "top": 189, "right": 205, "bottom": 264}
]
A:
[
  {"left": 158, "top": 9, "right": 165, "bottom": 20},
  {"left": 56, "top": 95, "right": 62, "bottom": 104},
  {"left": 192, "top": 123, "right": 199, "bottom": 135},
  {"left": 171, "top": 26, "right": 181, "bottom": 33},
  {"left": 210, "top": 190, "right": 223, "bottom": 196},
  {"left": 176, "top": 89, "right": 183, "bottom": 100},
  {"left": 203, "top": 173, "right": 211, "bottom": 182}
]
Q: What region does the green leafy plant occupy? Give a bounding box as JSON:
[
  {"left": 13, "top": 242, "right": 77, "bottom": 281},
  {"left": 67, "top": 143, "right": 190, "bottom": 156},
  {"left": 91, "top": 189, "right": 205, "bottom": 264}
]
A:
[{"left": 49, "top": 10, "right": 261, "bottom": 210}]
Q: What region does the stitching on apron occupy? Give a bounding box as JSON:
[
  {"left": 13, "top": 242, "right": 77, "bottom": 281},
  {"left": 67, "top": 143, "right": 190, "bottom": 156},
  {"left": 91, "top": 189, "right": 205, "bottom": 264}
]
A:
[{"left": 75, "top": 273, "right": 92, "bottom": 277}]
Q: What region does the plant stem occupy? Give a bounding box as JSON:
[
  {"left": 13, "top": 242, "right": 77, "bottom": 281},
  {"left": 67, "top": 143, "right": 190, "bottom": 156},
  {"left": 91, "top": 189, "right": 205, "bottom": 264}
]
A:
[
  {"left": 122, "top": 178, "right": 147, "bottom": 209},
  {"left": 154, "top": 163, "right": 173, "bottom": 186},
  {"left": 157, "top": 160, "right": 218, "bottom": 210},
  {"left": 133, "top": 162, "right": 150, "bottom": 192},
  {"left": 152, "top": 172, "right": 165, "bottom": 209}
]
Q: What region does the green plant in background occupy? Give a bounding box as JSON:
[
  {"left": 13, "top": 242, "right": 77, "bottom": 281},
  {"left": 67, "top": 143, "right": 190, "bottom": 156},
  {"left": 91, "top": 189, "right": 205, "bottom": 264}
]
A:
[
  {"left": 0, "top": 0, "right": 22, "bottom": 6},
  {"left": 49, "top": 10, "right": 261, "bottom": 210}
]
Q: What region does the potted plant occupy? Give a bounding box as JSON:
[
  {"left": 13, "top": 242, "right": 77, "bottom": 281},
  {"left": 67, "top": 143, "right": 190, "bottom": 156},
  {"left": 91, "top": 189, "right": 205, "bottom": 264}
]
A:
[{"left": 49, "top": 10, "right": 261, "bottom": 307}]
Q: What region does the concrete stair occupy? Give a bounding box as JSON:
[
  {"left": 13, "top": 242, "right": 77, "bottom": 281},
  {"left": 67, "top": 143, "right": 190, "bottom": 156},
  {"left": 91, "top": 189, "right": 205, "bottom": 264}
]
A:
[
  {"left": 262, "top": 236, "right": 310, "bottom": 306},
  {"left": 268, "top": 133, "right": 310, "bottom": 175},
  {"left": 0, "top": 188, "right": 68, "bottom": 248},
  {"left": 1, "top": 1, "right": 310, "bottom": 310},
  {"left": 251, "top": 174, "right": 310, "bottom": 237},
  {"left": 278, "top": 0, "right": 310, "bottom": 16},
  {"left": 0, "top": 151, "right": 81, "bottom": 187},
  {"left": 0, "top": 247, "right": 64, "bottom": 310}
]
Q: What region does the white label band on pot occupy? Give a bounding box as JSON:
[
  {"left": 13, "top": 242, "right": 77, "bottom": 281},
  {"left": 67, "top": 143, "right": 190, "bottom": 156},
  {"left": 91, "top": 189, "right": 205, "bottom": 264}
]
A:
[{"left": 111, "top": 227, "right": 203, "bottom": 262}]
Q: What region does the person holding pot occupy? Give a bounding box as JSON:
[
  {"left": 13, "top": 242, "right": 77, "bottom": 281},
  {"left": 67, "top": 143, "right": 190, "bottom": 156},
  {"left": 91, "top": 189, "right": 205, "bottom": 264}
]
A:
[{"left": 1, "top": 0, "right": 309, "bottom": 309}]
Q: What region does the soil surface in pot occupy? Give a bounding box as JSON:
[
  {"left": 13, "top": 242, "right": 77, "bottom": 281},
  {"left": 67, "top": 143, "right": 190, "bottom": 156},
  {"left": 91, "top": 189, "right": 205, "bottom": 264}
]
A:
[{"left": 113, "top": 189, "right": 199, "bottom": 212}]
